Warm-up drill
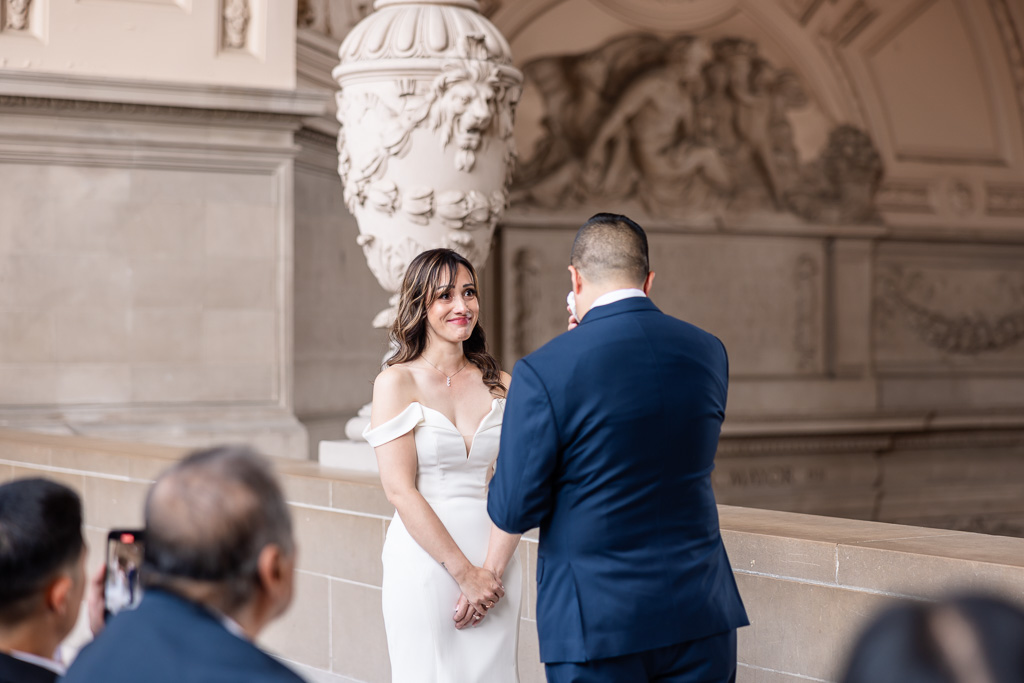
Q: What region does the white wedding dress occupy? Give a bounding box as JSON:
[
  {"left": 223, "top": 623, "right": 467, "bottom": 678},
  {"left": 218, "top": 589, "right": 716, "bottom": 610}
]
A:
[{"left": 364, "top": 398, "right": 522, "bottom": 683}]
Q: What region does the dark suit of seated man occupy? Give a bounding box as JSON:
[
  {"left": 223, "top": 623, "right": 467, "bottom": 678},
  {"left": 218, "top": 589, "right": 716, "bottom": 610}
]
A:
[
  {"left": 63, "top": 445, "right": 305, "bottom": 683},
  {"left": 0, "top": 478, "right": 87, "bottom": 683}
]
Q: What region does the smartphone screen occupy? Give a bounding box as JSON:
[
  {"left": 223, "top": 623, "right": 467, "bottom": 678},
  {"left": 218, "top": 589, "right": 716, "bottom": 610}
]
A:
[{"left": 104, "top": 529, "right": 145, "bottom": 620}]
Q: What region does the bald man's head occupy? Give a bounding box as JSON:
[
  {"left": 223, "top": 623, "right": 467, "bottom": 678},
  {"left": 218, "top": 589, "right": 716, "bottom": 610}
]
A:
[
  {"left": 143, "top": 445, "right": 293, "bottom": 613},
  {"left": 570, "top": 213, "right": 650, "bottom": 287}
]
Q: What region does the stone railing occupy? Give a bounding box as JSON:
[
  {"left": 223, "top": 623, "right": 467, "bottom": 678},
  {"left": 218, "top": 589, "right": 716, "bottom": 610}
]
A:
[{"left": 2, "top": 429, "right": 1023, "bottom": 682}]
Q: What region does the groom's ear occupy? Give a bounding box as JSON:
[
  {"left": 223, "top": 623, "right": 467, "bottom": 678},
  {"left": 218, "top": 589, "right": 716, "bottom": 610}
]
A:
[
  {"left": 568, "top": 265, "right": 583, "bottom": 295},
  {"left": 643, "top": 271, "right": 655, "bottom": 295}
]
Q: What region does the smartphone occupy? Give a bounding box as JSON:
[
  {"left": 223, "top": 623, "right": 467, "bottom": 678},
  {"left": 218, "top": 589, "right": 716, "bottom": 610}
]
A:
[
  {"left": 104, "top": 529, "right": 145, "bottom": 621},
  {"left": 566, "top": 291, "right": 578, "bottom": 321}
]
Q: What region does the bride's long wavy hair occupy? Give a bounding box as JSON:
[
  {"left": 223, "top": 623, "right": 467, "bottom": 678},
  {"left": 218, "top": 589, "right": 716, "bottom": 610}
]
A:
[{"left": 387, "top": 248, "right": 506, "bottom": 397}]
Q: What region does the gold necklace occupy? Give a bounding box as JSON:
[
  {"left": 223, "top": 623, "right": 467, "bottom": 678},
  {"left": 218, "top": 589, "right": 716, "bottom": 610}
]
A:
[{"left": 421, "top": 356, "right": 470, "bottom": 387}]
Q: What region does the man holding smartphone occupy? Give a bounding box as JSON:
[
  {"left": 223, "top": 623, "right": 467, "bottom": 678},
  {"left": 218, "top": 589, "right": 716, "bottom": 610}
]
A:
[
  {"left": 0, "top": 478, "right": 88, "bottom": 683},
  {"left": 63, "top": 445, "right": 304, "bottom": 683}
]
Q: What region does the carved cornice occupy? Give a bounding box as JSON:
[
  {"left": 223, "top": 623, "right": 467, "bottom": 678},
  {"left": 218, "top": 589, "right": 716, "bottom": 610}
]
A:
[
  {"left": 0, "top": 70, "right": 328, "bottom": 119},
  {"left": 0, "top": 95, "right": 307, "bottom": 126}
]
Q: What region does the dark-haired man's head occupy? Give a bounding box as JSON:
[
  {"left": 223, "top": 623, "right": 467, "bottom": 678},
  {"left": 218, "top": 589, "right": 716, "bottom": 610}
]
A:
[
  {"left": 842, "top": 594, "right": 1024, "bottom": 683},
  {"left": 568, "top": 213, "right": 655, "bottom": 321},
  {"left": 142, "top": 445, "right": 295, "bottom": 639},
  {"left": 0, "top": 478, "right": 86, "bottom": 659}
]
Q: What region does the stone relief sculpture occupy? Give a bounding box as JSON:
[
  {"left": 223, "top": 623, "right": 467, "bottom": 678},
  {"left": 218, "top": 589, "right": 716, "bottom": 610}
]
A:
[
  {"left": 223, "top": 0, "right": 250, "bottom": 50},
  {"left": 297, "top": 0, "right": 373, "bottom": 40},
  {"left": 334, "top": 0, "right": 522, "bottom": 328},
  {"left": 878, "top": 267, "right": 1024, "bottom": 355},
  {"left": 5, "top": 0, "right": 30, "bottom": 30},
  {"left": 513, "top": 34, "right": 883, "bottom": 225}
]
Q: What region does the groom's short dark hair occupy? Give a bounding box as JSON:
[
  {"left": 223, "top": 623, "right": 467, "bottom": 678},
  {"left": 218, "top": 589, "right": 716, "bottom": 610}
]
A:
[{"left": 571, "top": 213, "right": 650, "bottom": 286}]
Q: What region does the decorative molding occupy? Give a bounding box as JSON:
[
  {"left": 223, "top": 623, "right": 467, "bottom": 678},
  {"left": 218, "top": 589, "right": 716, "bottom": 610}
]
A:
[
  {"left": 826, "top": 0, "right": 879, "bottom": 47},
  {"left": 337, "top": 2, "right": 514, "bottom": 65},
  {"left": 986, "top": 183, "right": 1024, "bottom": 216},
  {"left": 4, "top": 0, "right": 31, "bottom": 31},
  {"left": 878, "top": 267, "right": 1024, "bottom": 355},
  {"left": 876, "top": 180, "right": 934, "bottom": 213},
  {"left": 223, "top": 0, "right": 250, "bottom": 50},
  {"left": 946, "top": 179, "right": 974, "bottom": 216},
  {"left": 513, "top": 34, "right": 884, "bottom": 225},
  {"left": 511, "top": 247, "right": 542, "bottom": 359},
  {"left": 0, "top": 95, "right": 307, "bottom": 125},
  {"left": 793, "top": 254, "right": 820, "bottom": 371},
  {"left": 717, "top": 435, "right": 892, "bottom": 456},
  {"left": 297, "top": 0, "right": 372, "bottom": 42},
  {"left": 295, "top": 127, "right": 337, "bottom": 150},
  {"left": 0, "top": 70, "right": 328, "bottom": 118},
  {"left": 588, "top": 0, "right": 740, "bottom": 32},
  {"left": 987, "top": 0, "right": 1024, "bottom": 132}
]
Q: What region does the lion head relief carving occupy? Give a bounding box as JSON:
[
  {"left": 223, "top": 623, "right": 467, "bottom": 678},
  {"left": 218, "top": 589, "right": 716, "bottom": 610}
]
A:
[{"left": 427, "top": 36, "right": 513, "bottom": 172}]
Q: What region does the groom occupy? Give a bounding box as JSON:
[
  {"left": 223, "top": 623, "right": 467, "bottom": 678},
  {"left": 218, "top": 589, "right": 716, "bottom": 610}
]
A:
[{"left": 488, "top": 213, "right": 748, "bottom": 682}]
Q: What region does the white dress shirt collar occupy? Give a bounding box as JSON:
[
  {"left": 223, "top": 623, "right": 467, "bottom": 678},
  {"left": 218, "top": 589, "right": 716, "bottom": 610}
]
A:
[
  {"left": 8, "top": 649, "right": 66, "bottom": 676},
  {"left": 589, "top": 288, "right": 647, "bottom": 311}
]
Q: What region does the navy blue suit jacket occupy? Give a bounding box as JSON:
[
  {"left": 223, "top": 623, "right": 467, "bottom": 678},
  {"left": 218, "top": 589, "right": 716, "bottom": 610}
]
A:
[
  {"left": 61, "top": 589, "right": 304, "bottom": 683},
  {"left": 0, "top": 651, "right": 58, "bottom": 683},
  {"left": 488, "top": 297, "right": 748, "bottom": 663}
]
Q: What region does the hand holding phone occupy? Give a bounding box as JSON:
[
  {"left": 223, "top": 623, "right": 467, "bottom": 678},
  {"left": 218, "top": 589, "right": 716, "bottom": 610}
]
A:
[
  {"left": 566, "top": 291, "right": 579, "bottom": 331},
  {"left": 104, "top": 529, "right": 145, "bottom": 621}
]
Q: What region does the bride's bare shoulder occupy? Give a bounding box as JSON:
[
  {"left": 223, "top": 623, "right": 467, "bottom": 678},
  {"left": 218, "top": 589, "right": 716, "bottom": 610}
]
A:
[{"left": 372, "top": 364, "right": 417, "bottom": 403}]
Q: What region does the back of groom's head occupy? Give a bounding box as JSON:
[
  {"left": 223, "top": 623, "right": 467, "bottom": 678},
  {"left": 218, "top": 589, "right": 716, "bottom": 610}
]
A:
[
  {"left": 0, "top": 477, "right": 85, "bottom": 644},
  {"left": 143, "top": 444, "right": 295, "bottom": 629},
  {"left": 571, "top": 213, "right": 650, "bottom": 287}
]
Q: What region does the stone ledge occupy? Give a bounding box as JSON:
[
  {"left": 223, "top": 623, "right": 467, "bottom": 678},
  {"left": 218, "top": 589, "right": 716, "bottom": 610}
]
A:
[{"left": 0, "top": 70, "right": 329, "bottom": 118}]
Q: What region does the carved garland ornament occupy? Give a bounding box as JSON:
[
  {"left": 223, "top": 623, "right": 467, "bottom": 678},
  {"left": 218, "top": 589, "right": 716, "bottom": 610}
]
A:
[{"left": 880, "top": 270, "right": 1024, "bottom": 355}]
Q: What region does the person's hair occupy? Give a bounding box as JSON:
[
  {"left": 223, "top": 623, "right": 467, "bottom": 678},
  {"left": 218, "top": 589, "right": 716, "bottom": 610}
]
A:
[
  {"left": 570, "top": 213, "right": 650, "bottom": 286},
  {"left": 387, "top": 248, "right": 506, "bottom": 397},
  {"left": 0, "top": 478, "right": 84, "bottom": 626},
  {"left": 142, "top": 445, "right": 294, "bottom": 613},
  {"left": 842, "top": 595, "right": 1024, "bottom": 683}
]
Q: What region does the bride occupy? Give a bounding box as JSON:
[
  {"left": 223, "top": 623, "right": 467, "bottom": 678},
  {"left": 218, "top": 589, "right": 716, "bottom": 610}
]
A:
[{"left": 364, "top": 248, "right": 522, "bottom": 683}]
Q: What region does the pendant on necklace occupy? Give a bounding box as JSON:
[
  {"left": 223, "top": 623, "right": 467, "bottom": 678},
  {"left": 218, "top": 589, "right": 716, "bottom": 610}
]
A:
[{"left": 446, "top": 376, "right": 451, "bottom": 387}]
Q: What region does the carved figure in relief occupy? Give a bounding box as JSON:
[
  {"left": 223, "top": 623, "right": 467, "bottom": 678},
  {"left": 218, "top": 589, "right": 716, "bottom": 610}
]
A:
[
  {"left": 6, "top": 0, "right": 30, "bottom": 30},
  {"left": 223, "top": 0, "right": 250, "bottom": 49},
  {"left": 514, "top": 32, "right": 881, "bottom": 224},
  {"left": 582, "top": 37, "right": 733, "bottom": 214}
]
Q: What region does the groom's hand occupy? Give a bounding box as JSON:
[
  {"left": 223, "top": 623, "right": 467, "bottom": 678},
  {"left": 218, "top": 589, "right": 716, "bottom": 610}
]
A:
[{"left": 567, "top": 305, "right": 579, "bottom": 331}]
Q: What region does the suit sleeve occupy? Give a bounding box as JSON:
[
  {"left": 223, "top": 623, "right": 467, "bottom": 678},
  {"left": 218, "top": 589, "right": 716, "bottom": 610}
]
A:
[{"left": 488, "top": 358, "right": 560, "bottom": 534}]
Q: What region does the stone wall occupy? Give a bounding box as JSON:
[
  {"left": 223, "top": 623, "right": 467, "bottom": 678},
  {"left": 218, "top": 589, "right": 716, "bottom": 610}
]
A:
[
  {"left": 0, "top": 71, "right": 326, "bottom": 458},
  {"left": 4, "top": 428, "right": 1024, "bottom": 683}
]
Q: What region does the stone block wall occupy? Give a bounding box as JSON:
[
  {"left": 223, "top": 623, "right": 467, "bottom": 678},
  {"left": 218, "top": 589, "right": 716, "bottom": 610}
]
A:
[{"left": 0, "top": 71, "right": 327, "bottom": 458}]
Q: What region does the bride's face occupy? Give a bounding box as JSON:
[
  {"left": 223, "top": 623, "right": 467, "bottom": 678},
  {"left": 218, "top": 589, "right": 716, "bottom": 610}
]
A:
[{"left": 425, "top": 265, "right": 479, "bottom": 345}]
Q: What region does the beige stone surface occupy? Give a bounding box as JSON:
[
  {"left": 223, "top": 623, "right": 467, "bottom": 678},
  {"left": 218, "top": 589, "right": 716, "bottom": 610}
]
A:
[
  {"left": 262, "top": 571, "right": 332, "bottom": 671},
  {"left": 330, "top": 579, "right": 390, "bottom": 683},
  {"left": 290, "top": 505, "right": 385, "bottom": 585}
]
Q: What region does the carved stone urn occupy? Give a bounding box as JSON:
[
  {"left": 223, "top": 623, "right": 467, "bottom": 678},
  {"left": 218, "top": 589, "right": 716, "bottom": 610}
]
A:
[{"left": 333, "top": 0, "right": 523, "bottom": 329}]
